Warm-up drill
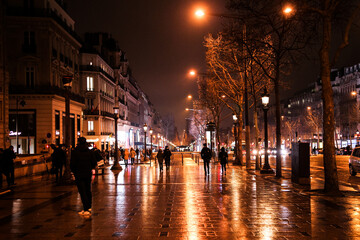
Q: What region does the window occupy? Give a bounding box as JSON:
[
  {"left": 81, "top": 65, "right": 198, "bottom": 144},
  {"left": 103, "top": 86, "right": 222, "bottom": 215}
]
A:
[
  {"left": 55, "top": 111, "right": 60, "bottom": 130},
  {"left": 25, "top": 66, "right": 35, "bottom": 88},
  {"left": 87, "top": 76, "right": 93, "bottom": 91},
  {"left": 24, "top": 31, "right": 35, "bottom": 46},
  {"left": 88, "top": 121, "right": 94, "bottom": 131}
]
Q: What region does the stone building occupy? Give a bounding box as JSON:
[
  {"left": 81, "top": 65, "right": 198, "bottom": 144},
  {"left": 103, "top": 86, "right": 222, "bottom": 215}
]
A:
[{"left": 4, "top": 0, "right": 84, "bottom": 153}]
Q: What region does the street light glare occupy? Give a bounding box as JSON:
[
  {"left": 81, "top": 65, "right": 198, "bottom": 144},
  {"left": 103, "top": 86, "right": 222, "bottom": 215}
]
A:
[
  {"left": 187, "top": 94, "right": 192, "bottom": 99},
  {"left": 185, "top": 108, "right": 190, "bottom": 111},
  {"left": 189, "top": 70, "right": 196, "bottom": 76},
  {"left": 195, "top": 9, "right": 205, "bottom": 18},
  {"left": 283, "top": 6, "right": 293, "bottom": 15}
]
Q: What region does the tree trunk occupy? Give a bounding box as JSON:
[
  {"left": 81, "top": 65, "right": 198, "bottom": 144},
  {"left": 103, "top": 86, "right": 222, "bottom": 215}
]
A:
[
  {"left": 275, "top": 64, "right": 282, "bottom": 178},
  {"left": 320, "top": 15, "right": 340, "bottom": 194},
  {"left": 254, "top": 110, "right": 260, "bottom": 170}
]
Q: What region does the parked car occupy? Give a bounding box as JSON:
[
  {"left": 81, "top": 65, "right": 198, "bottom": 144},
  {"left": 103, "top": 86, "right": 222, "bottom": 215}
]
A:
[{"left": 349, "top": 146, "right": 360, "bottom": 176}]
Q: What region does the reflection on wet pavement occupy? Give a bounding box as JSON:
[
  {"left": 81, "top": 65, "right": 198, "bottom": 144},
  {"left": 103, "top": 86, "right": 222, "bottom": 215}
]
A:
[{"left": 0, "top": 154, "right": 359, "bottom": 239}]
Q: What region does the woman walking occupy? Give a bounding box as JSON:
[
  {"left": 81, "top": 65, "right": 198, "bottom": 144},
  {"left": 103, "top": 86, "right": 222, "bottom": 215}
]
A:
[
  {"left": 156, "top": 149, "right": 164, "bottom": 172},
  {"left": 218, "top": 147, "right": 228, "bottom": 175},
  {"left": 130, "top": 148, "right": 136, "bottom": 165}
]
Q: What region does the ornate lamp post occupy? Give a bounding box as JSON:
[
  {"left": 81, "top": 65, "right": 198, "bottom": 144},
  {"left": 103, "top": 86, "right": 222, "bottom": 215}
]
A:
[
  {"left": 232, "top": 114, "right": 240, "bottom": 164},
  {"left": 62, "top": 76, "right": 73, "bottom": 183},
  {"left": 111, "top": 107, "right": 122, "bottom": 170},
  {"left": 260, "top": 88, "right": 274, "bottom": 174},
  {"left": 143, "top": 124, "right": 148, "bottom": 161}
]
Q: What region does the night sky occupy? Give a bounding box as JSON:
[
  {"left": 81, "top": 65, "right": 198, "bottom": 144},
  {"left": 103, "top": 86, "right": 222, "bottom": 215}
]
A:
[
  {"left": 66, "top": 1, "right": 360, "bottom": 131},
  {"left": 66, "top": 0, "right": 225, "bottom": 130}
]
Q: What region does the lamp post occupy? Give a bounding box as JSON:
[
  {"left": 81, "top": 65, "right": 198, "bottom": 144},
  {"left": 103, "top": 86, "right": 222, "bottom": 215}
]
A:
[
  {"left": 157, "top": 133, "right": 161, "bottom": 149},
  {"left": 232, "top": 114, "right": 240, "bottom": 164},
  {"left": 143, "top": 124, "right": 148, "bottom": 161},
  {"left": 111, "top": 107, "right": 122, "bottom": 170},
  {"left": 62, "top": 76, "right": 73, "bottom": 183},
  {"left": 260, "top": 88, "right": 274, "bottom": 174},
  {"left": 149, "top": 128, "right": 153, "bottom": 165}
]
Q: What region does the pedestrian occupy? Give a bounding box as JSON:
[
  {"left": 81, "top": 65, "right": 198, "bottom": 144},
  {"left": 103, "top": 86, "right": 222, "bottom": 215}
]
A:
[
  {"left": 218, "top": 147, "right": 228, "bottom": 175},
  {"left": 156, "top": 149, "right": 164, "bottom": 172},
  {"left": 135, "top": 148, "right": 139, "bottom": 162},
  {"left": 201, "top": 143, "right": 211, "bottom": 175},
  {"left": 163, "top": 146, "right": 172, "bottom": 170},
  {"left": 70, "top": 137, "right": 97, "bottom": 216},
  {"left": 130, "top": 148, "right": 136, "bottom": 165},
  {"left": 0, "top": 148, "right": 8, "bottom": 188},
  {"left": 3, "top": 146, "right": 16, "bottom": 186},
  {"left": 120, "top": 148, "right": 125, "bottom": 163},
  {"left": 50, "top": 144, "right": 66, "bottom": 182},
  {"left": 124, "top": 148, "right": 129, "bottom": 166}
]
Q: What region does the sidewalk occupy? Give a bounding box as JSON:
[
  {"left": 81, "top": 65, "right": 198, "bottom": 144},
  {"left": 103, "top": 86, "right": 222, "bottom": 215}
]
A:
[{"left": 0, "top": 155, "right": 359, "bottom": 239}]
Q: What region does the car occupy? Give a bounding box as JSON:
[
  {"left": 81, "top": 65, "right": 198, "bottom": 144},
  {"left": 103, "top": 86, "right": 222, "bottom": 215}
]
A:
[{"left": 349, "top": 146, "right": 360, "bottom": 176}]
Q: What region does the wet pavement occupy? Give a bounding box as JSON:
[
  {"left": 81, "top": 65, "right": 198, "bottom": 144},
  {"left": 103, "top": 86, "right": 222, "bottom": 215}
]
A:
[{"left": 1, "top": 154, "right": 360, "bottom": 239}]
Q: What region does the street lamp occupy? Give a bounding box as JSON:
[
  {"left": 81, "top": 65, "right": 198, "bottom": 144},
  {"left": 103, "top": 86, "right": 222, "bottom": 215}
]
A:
[
  {"left": 149, "top": 128, "right": 153, "bottom": 165},
  {"left": 260, "top": 88, "right": 274, "bottom": 174},
  {"left": 111, "top": 107, "right": 122, "bottom": 170},
  {"left": 232, "top": 114, "right": 241, "bottom": 165},
  {"left": 143, "top": 124, "right": 148, "bottom": 161},
  {"left": 61, "top": 76, "right": 73, "bottom": 183},
  {"left": 157, "top": 133, "right": 161, "bottom": 149}
]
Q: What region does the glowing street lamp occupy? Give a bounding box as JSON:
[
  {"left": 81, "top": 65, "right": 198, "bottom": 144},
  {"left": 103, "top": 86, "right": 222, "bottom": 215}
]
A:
[
  {"left": 143, "top": 124, "right": 148, "bottom": 161},
  {"left": 283, "top": 6, "right": 293, "bottom": 15},
  {"left": 195, "top": 9, "right": 205, "bottom": 18},
  {"left": 188, "top": 94, "right": 193, "bottom": 100}
]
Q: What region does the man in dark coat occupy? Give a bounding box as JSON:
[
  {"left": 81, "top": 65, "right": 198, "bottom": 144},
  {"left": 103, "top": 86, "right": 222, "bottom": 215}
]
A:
[
  {"left": 70, "top": 137, "right": 97, "bottom": 216},
  {"left": 163, "top": 146, "right": 172, "bottom": 169},
  {"left": 2, "top": 146, "right": 16, "bottom": 186},
  {"left": 51, "top": 144, "right": 66, "bottom": 182},
  {"left": 201, "top": 143, "right": 212, "bottom": 175}
]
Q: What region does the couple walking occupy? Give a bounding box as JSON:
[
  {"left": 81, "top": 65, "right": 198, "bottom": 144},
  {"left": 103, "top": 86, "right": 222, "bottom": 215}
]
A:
[
  {"left": 201, "top": 144, "right": 228, "bottom": 175},
  {"left": 156, "top": 146, "right": 172, "bottom": 172}
]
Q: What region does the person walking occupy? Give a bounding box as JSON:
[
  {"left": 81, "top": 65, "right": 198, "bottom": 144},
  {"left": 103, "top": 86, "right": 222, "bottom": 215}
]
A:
[
  {"left": 0, "top": 148, "right": 9, "bottom": 188},
  {"left": 130, "top": 148, "right": 136, "bottom": 165},
  {"left": 135, "top": 148, "right": 139, "bottom": 163},
  {"left": 70, "top": 137, "right": 97, "bottom": 216},
  {"left": 156, "top": 149, "right": 164, "bottom": 172},
  {"left": 124, "top": 148, "right": 129, "bottom": 167},
  {"left": 163, "top": 146, "right": 172, "bottom": 170},
  {"left": 50, "top": 144, "right": 66, "bottom": 182},
  {"left": 201, "top": 143, "right": 212, "bottom": 175},
  {"left": 3, "top": 146, "right": 16, "bottom": 186},
  {"left": 218, "top": 147, "right": 228, "bottom": 175}
]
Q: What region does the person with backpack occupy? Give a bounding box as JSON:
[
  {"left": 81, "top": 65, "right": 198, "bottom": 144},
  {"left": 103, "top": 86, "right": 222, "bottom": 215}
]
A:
[
  {"left": 163, "top": 146, "right": 172, "bottom": 170},
  {"left": 201, "top": 143, "right": 212, "bottom": 175},
  {"left": 218, "top": 147, "right": 228, "bottom": 175}
]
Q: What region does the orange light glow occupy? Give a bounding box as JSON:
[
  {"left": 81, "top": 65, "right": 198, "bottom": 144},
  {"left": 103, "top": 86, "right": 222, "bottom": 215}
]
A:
[
  {"left": 351, "top": 91, "right": 357, "bottom": 96},
  {"left": 195, "top": 9, "right": 205, "bottom": 18},
  {"left": 283, "top": 6, "right": 293, "bottom": 14},
  {"left": 185, "top": 108, "right": 190, "bottom": 111},
  {"left": 307, "top": 106, "right": 311, "bottom": 110},
  {"left": 189, "top": 70, "right": 196, "bottom": 76},
  {"left": 188, "top": 95, "right": 193, "bottom": 99}
]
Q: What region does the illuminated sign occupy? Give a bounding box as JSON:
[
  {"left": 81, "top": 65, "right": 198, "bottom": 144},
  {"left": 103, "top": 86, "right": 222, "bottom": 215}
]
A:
[{"left": 9, "top": 131, "right": 21, "bottom": 136}]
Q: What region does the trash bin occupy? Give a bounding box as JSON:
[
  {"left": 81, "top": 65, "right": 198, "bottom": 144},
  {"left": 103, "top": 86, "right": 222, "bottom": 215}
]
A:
[{"left": 291, "top": 142, "right": 310, "bottom": 185}]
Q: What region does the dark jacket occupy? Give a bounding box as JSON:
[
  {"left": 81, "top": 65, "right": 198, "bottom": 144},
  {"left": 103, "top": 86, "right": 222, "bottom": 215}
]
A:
[
  {"left": 163, "top": 149, "right": 172, "bottom": 160},
  {"left": 2, "top": 148, "right": 16, "bottom": 171},
  {"left": 51, "top": 147, "right": 66, "bottom": 168},
  {"left": 70, "top": 144, "right": 97, "bottom": 178},
  {"left": 156, "top": 151, "right": 164, "bottom": 164},
  {"left": 218, "top": 151, "right": 228, "bottom": 164},
  {"left": 201, "top": 147, "right": 212, "bottom": 161}
]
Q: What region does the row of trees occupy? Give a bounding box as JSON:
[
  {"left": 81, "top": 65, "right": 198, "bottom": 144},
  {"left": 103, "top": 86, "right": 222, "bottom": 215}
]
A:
[{"left": 196, "top": 0, "right": 360, "bottom": 195}]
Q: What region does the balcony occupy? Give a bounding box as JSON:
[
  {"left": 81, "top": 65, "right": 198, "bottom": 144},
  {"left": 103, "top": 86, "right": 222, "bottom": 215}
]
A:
[
  {"left": 101, "top": 111, "right": 115, "bottom": 118},
  {"left": 83, "top": 109, "right": 99, "bottom": 115},
  {"left": 101, "top": 132, "right": 114, "bottom": 136},
  {"left": 80, "top": 65, "right": 115, "bottom": 83}
]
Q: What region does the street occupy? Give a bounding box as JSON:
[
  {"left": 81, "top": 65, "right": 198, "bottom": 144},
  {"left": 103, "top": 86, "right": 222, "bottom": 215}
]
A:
[{"left": 0, "top": 153, "right": 360, "bottom": 239}]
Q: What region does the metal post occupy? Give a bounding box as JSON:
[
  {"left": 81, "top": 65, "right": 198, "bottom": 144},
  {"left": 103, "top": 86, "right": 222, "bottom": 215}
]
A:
[
  {"left": 260, "top": 107, "right": 273, "bottom": 174},
  {"left": 15, "top": 97, "right": 19, "bottom": 154},
  {"left": 150, "top": 134, "right": 152, "bottom": 166},
  {"left": 111, "top": 115, "right": 122, "bottom": 170},
  {"left": 62, "top": 86, "right": 72, "bottom": 183},
  {"left": 144, "top": 131, "right": 147, "bottom": 161}
]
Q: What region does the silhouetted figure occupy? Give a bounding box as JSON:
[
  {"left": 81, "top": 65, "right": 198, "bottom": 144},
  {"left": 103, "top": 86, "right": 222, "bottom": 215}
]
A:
[
  {"left": 163, "top": 146, "right": 172, "bottom": 169},
  {"left": 130, "top": 148, "right": 136, "bottom": 165},
  {"left": 70, "top": 137, "right": 97, "bottom": 216},
  {"left": 51, "top": 144, "right": 66, "bottom": 182},
  {"left": 156, "top": 149, "right": 164, "bottom": 172},
  {"left": 201, "top": 144, "right": 211, "bottom": 175},
  {"left": 3, "top": 146, "right": 16, "bottom": 186},
  {"left": 218, "top": 147, "right": 228, "bottom": 175}
]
